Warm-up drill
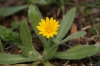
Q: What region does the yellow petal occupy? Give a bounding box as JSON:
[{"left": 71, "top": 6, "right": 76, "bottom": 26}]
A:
[{"left": 36, "top": 17, "right": 59, "bottom": 38}]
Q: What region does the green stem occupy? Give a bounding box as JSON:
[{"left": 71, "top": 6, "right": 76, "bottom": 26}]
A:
[
  {"left": 47, "top": 38, "right": 52, "bottom": 48},
  {"left": 43, "top": 38, "right": 52, "bottom": 61},
  {"left": 0, "top": 39, "right": 4, "bottom": 53}
]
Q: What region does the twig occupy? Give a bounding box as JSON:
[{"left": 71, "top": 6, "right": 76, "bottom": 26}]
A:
[{"left": 63, "top": 61, "right": 69, "bottom": 66}]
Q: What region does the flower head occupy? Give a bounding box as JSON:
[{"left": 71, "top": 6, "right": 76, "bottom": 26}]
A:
[{"left": 36, "top": 17, "right": 59, "bottom": 38}]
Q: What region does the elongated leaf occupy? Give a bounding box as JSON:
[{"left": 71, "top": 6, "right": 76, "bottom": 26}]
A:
[
  {"left": 57, "top": 7, "right": 76, "bottom": 41},
  {"left": 54, "top": 45, "right": 100, "bottom": 59},
  {"left": 20, "top": 21, "right": 40, "bottom": 59},
  {"left": 0, "top": 5, "right": 28, "bottom": 16},
  {"left": 44, "top": 45, "right": 58, "bottom": 60},
  {"left": 32, "top": 0, "right": 54, "bottom": 5},
  {"left": 28, "top": 5, "right": 47, "bottom": 50},
  {"left": 42, "top": 61, "right": 53, "bottom": 66},
  {"left": 21, "top": 46, "right": 32, "bottom": 57},
  {"left": 0, "top": 53, "right": 34, "bottom": 64},
  {"left": 61, "top": 31, "right": 86, "bottom": 43},
  {"left": 20, "top": 21, "right": 33, "bottom": 51},
  {"left": 32, "top": 61, "right": 41, "bottom": 66},
  {"left": 52, "top": 37, "right": 60, "bottom": 44}
]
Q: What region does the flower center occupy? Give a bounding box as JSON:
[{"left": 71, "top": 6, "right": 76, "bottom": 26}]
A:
[{"left": 45, "top": 26, "right": 53, "bottom": 33}]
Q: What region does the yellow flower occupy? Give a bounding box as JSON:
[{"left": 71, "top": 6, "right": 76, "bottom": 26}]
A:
[{"left": 36, "top": 17, "right": 59, "bottom": 38}]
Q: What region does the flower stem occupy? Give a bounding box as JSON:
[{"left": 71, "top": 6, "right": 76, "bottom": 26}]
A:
[{"left": 47, "top": 38, "right": 52, "bottom": 48}]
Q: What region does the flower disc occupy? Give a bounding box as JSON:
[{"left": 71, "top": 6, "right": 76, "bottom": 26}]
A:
[{"left": 36, "top": 17, "right": 59, "bottom": 38}]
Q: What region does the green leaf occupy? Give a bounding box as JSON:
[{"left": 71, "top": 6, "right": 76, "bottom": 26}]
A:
[
  {"left": 42, "top": 61, "right": 53, "bottom": 66},
  {"left": 32, "top": 61, "right": 41, "bottom": 66},
  {"left": 44, "top": 45, "right": 58, "bottom": 60},
  {"left": 54, "top": 45, "right": 100, "bottom": 59},
  {"left": 0, "top": 25, "right": 20, "bottom": 43},
  {"left": 32, "top": 0, "right": 54, "bottom": 5},
  {"left": 0, "top": 25, "right": 8, "bottom": 39},
  {"left": 20, "top": 21, "right": 33, "bottom": 51},
  {"left": 57, "top": 7, "right": 76, "bottom": 41},
  {"left": 0, "top": 5, "right": 28, "bottom": 16},
  {"left": 52, "top": 37, "right": 60, "bottom": 44},
  {"left": 61, "top": 31, "right": 86, "bottom": 43},
  {"left": 20, "top": 21, "right": 40, "bottom": 59},
  {"left": 0, "top": 53, "right": 34, "bottom": 64},
  {"left": 28, "top": 5, "right": 47, "bottom": 50},
  {"left": 21, "top": 46, "right": 31, "bottom": 57},
  {"left": 0, "top": 39, "right": 4, "bottom": 52}
]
